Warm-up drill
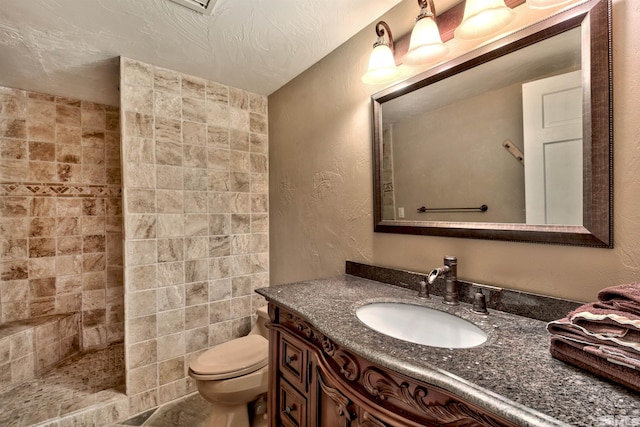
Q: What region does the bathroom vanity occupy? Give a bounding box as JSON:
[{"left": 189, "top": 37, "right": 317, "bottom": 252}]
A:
[
  {"left": 267, "top": 302, "right": 516, "bottom": 426},
  {"left": 257, "top": 274, "right": 640, "bottom": 426}
]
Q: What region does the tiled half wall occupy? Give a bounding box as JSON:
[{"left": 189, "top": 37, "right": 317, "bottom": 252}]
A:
[
  {"left": 120, "top": 58, "right": 269, "bottom": 411},
  {"left": 0, "top": 87, "right": 123, "bottom": 350}
]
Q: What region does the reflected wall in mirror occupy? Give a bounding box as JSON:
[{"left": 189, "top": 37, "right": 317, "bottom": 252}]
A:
[
  {"left": 382, "top": 28, "right": 581, "bottom": 224},
  {"left": 372, "top": 0, "right": 612, "bottom": 247}
]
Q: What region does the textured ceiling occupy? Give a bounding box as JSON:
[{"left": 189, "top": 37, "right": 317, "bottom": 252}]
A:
[{"left": 0, "top": 0, "right": 405, "bottom": 106}]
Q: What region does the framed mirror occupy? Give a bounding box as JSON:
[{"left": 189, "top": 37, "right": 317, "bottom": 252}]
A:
[{"left": 372, "top": 0, "right": 612, "bottom": 247}]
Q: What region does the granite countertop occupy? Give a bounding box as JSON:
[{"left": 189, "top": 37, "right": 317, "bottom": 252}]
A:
[{"left": 257, "top": 275, "right": 640, "bottom": 427}]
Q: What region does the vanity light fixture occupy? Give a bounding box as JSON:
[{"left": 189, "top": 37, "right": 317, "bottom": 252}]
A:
[
  {"left": 454, "top": 0, "right": 516, "bottom": 40},
  {"left": 526, "top": 0, "right": 573, "bottom": 8},
  {"left": 403, "top": 0, "right": 449, "bottom": 66},
  {"left": 362, "top": 21, "right": 400, "bottom": 85}
]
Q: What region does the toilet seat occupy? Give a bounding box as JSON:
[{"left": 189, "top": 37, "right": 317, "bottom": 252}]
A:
[{"left": 190, "top": 335, "right": 268, "bottom": 380}]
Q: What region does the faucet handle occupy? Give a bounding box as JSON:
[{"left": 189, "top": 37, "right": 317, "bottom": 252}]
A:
[
  {"left": 417, "top": 278, "right": 430, "bottom": 299},
  {"left": 472, "top": 288, "right": 489, "bottom": 314}
]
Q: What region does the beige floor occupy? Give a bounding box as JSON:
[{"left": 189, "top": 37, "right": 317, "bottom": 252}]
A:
[
  {"left": 107, "top": 393, "right": 215, "bottom": 427},
  {"left": 0, "top": 343, "right": 260, "bottom": 426}
]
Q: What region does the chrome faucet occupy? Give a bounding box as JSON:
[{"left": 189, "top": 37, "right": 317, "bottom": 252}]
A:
[{"left": 427, "top": 256, "right": 459, "bottom": 305}]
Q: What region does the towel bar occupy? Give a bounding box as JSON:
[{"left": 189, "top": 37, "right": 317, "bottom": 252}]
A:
[{"left": 417, "top": 204, "right": 488, "bottom": 213}]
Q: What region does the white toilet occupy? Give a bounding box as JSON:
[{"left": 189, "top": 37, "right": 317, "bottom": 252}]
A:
[{"left": 189, "top": 306, "right": 270, "bottom": 427}]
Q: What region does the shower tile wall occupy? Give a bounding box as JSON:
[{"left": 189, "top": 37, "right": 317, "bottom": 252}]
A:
[
  {"left": 0, "top": 87, "right": 123, "bottom": 349},
  {"left": 120, "top": 58, "right": 269, "bottom": 412}
]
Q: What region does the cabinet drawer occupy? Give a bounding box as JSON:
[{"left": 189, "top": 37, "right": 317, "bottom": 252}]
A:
[
  {"left": 278, "top": 379, "right": 307, "bottom": 427},
  {"left": 279, "top": 333, "right": 307, "bottom": 389}
]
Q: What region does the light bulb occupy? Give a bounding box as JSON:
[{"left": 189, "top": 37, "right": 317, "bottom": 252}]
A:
[
  {"left": 404, "top": 17, "right": 449, "bottom": 66},
  {"left": 362, "top": 43, "right": 400, "bottom": 84},
  {"left": 454, "top": 0, "right": 516, "bottom": 40}
]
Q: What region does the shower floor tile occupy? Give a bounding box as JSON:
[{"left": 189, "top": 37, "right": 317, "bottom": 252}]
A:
[{"left": 0, "top": 343, "right": 125, "bottom": 427}]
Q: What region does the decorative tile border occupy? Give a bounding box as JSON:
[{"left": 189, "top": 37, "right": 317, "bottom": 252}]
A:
[{"left": 0, "top": 182, "right": 121, "bottom": 198}]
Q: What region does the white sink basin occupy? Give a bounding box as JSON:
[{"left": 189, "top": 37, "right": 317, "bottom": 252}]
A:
[{"left": 356, "top": 302, "right": 487, "bottom": 349}]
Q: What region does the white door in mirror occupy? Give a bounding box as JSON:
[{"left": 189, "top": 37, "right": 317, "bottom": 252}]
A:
[{"left": 523, "top": 70, "right": 583, "bottom": 225}]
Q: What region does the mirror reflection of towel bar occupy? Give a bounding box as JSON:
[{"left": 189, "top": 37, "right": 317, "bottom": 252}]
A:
[{"left": 417, "top": 204, "right": 488, "bottom": 213}]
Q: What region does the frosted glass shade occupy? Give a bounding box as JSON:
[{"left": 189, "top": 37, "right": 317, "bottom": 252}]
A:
[
  {"left": 403, "top": 17, "right": 449, "bottom": 66},
  {"left": 527, "top": 0, "right": 573, "bottom": 9},
  {"left": 362, "top": 44, "right": 400, "bottom": 84},
  {"left": 454, "top": 0, "right": 515, "bottom": 40}
]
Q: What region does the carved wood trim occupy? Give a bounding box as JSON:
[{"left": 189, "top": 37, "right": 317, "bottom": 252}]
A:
[
  {"left": 279, "top": 311, "right": 361, "bottom": 381},
  {"left": 420, "top": 401, "right": 509, "bottom": 427},
  {"left": 267, "top": 303, "right": 277, "bottom": 323},
  {"left": 363, "top": 366, "right": 509, "bottom": 427},
  {"left": 334, "top": 349, "right": 360, "bottom": 381},
  {"left": 362, "top": 368, "right": 502, "bottom": 427},
  {"left": 360, "top": 410, "right": 390, "bottom": 427},
  {"left": 362, "top": 367, "right": 430, "bottom": 413},
  {"left": 316, "top": 367, "right": 355, "bottom": 425}
]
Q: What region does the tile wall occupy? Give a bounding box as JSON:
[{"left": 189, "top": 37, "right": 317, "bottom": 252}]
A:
[
  {"left": 0, "top": 87, "right": 123, "bottom": 349},
  {"left": 120, "top": 58, "right": 269, "bottom": 411},
  {"left": 0, "top": 313, "right": 81, "bottom": 390}
]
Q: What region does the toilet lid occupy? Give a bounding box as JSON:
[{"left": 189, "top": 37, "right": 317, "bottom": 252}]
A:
[{"left": 190, "top": 335, "right": 268, "bottom": 379}]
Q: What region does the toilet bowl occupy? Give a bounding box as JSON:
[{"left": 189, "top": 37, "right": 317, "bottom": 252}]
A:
[{"left": 189, "top": 306, "right": 270, "bottom": 427}]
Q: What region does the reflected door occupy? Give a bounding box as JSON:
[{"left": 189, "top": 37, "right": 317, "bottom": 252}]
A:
[{"left": 522, "top": 70, "right": 583, "bottom": 225}]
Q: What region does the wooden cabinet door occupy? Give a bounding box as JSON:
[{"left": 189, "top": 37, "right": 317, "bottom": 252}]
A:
[
  {"left": 271, "top": 329, "right": 311, "bottom": 427},
  {"left": 279, "top": 333, "right": 308, "bottom": 391},
  {"left": 313, "top": 364, "right": 355, "bottom": 427},
  {"left": 277, "top": 377, "right": 307, "bottom": 427}
]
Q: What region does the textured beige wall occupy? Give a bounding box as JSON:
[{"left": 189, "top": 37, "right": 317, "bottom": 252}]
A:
[
  {"left": 391, "top": 83, "right": 525, "bottom": 223},
  {"left": 269, "top": 0, "right": 640, "bottom": 302}
]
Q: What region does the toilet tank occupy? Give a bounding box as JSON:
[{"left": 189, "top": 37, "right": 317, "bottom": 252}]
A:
[{"left": 249, "top": 305, "right": 269, "bottom": 338}]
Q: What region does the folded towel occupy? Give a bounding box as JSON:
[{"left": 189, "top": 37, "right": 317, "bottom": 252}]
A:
[
  {"left": 583, "top": 345, "right": 640, "bottom": 371},
  {"left": 595, "top": 299, "right": 640, "bottom": 317},
  {"left": 569, "top": 303, "right": 640, "bottom": 342},
  {"left": 598, "top": 283, "right": 640, "bottom": 305},
  {"left": 550, "top": 336, "right": 640, "bottom": 392},
  {"left": 546, "top": 318, "right": 640, "bottom": 353},
  {"left": 552, "top": 336, "right": 640, "bottom": 369}
]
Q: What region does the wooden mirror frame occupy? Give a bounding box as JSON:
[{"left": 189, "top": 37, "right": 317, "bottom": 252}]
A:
[{"left": 372, "top": 0, "right": 612, "bottom": 247}]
